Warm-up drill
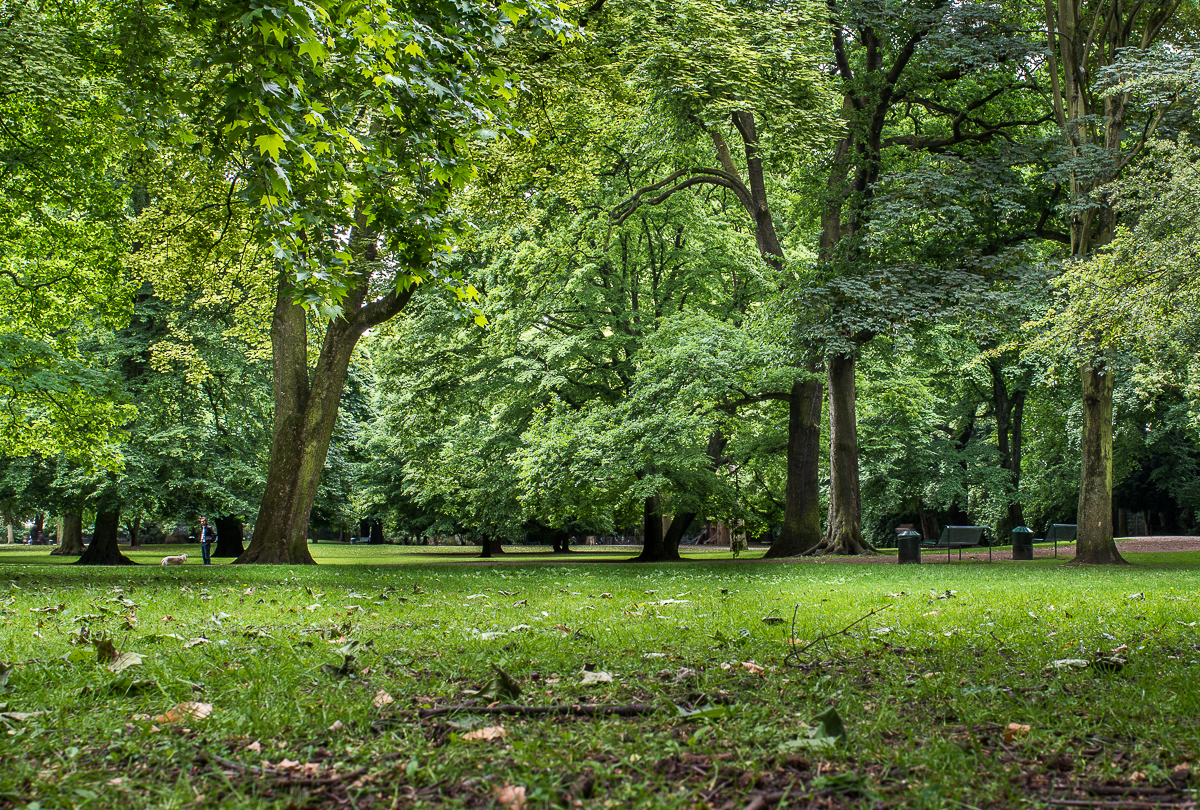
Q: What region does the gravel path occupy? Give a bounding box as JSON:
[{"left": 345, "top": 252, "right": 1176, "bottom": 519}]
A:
[{"left": 814, "top": 535, "right": 1200, "bottom": 565}]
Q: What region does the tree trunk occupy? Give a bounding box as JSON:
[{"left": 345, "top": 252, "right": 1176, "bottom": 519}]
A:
[
  {"left": 662, "top": 512, "right": 696, "bottom": 558},
  {"left": 813, "top": 354, "right": 871, "bottom": 555},
  {"left": 128, "top": 515, "right": 142, "bottom": 548},
  {"left": 479, "top": 539, "right": 505, "bottom": 558},
  {"left": 214, "top": 516, "right": 245, "bottom": 558},
  {"left": 52, "top": 513, "right": 84, "bottom": 556},
  {"left": 550, "top": 529, "right": 573, "bottom": 553},
  {"left": 1074, "top": 359, "right": 1126, "bottom": 565},
  {"left": 75, "top": 509, "right": 134, "bottom": 565},
  {"left": 1007, "top": 389, "right": 1026, "bottom": 530},
  {"left": 4, "top": 518, "right": 11, "bottom": 544},
  {"left": 237, "top": 279, "right": 363, "bottom": 564},
  {"left": 368, "top": 519, "right": 384, "bottom": 545},
  {"left": 765, "top": 375, "right": 824, "bottom": 558},
  {"left": 635, "top": 493, "right": 673, "bottom": 561},
  {"left": 992, "top": 361, "right": 1027, "bottom": 539}
]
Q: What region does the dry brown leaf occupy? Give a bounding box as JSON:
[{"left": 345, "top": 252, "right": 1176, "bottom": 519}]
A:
[
  {"left": 153, "top": 702, "right": 213, "bottom": 724},
  {"left": 741, "top": 662, "right": 765, "bottom": 675},
  {"left": 462, "top": 725, "right": 506, "bottom": 742},
  {"left": 494, "top": 784, "right": 527, "bottom": 810},
  {"left": 246, "top": 741, "right": 262, "bottom": 753},
  {"left": 1003, "top": 722, "right": 1031, "bottom": 742},
  {"left": 328, "top": 720, "right": 345, "bottom": 732},
  {"left": 277, "top": 759, "right": 301, "bottom": 770},
  {"left": 373, "top": 689, "right": 394, "bottom": 708}
]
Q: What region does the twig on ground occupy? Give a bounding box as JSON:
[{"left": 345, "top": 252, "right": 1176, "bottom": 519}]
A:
[
  {"left": 785, "top": 605, "right": 890, "bottom": 668},
  {"left": 742, "top": 788, "right": 791, "bottom": 810},
  {"left": 418, "top": 703, "right": 658, "bottom": 719}
]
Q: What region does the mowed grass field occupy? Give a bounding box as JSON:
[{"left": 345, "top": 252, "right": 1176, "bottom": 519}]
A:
[{"left": 1, "top": 544, "right": 1198, "bottom": 809}]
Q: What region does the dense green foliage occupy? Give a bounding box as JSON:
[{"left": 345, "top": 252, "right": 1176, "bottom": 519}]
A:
[{"left": 1, "top": 0, "right": 1198, "bottom": 554}]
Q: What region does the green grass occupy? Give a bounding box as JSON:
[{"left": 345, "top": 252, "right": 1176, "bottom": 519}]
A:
[{"left": 1, "top": 547, "right": 1198, "bottom": 809}]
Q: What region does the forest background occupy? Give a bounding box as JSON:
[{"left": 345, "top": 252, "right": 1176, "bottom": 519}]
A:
[{"left": 2, "top": 0, "right": 1199, "bottom": 567}]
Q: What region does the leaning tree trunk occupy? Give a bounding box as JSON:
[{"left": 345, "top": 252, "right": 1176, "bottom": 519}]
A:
[
  {"left": 237, "top": 266, "right": 410, "bottom": 564},
  {"left": 52, "top": 512, "right": 84, "bottom": 556},
  {"left": 765, "top": 376, "right": 824, "bottom": 558},
  {"left": 214, "top": 516, "right": 245, "bottom": 558},
  {"left": 75, "top": 508, "right": 134, "bottom": 565},
  {"left": 1074, "top": 359, "right": 1126, "bottom": 565},
  {"left": 812, "top": 354, "right": 872, "bottom": 555},
  {"left": 635, "top": 494, "right": 672, "bottom": 562}
]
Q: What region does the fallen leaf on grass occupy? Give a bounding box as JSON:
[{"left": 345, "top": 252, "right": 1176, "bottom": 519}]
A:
[
  {"left": 1128, "top": 592, "right": 1145, "bottom": 601},
  {"left": 1046, "top": 659, "right": 1089, "bottom": 671},
  {"left": 1004, "top": 722, "right": 1031, "bottom": 742},
  {"left": 777, "top": 706, "right": 846, "bottom": 752},
  {"left": 579, "top": 670, "right": 613, "bottom": 685},
  {"left": 494, "top": 784, "right": 526, "bottom": 810},
  {"left": 328, "top": 720, "right": 345, "bottom": 732},
  {"left": 741, "top": 662, "right": 765, "bottom": 675},
  {"left": 462, "top": 725, "right": 506, "bottom": 742},
  {"left": 154, "top": 702, "right": 213, "bottom": 724},
  {"left": 30, "top": 604, "right": 65, "bottom": 615},
  {"left": 373, "top": 690, "right": 394, "bottom": 708},
  {"left": 0, "top": 711, "right": 48, "bottom": 722},
  {"left": 468, "top": 665, "right": 522, "bottom": 701},
  {"left": 94, "top": 638, "right": 119, "bottom": 663},
  {"left": 183, "top": 638, "right": 210, "bottom": 649},
  {"left": 598, "top": 593, "right": 613, "bottom": 599},
  {"left": 246, "top": 741, "right": 262, "bottom": 752},
  {"left": 107, "top": 652, "right": 143, "bottom": 673},
  {"left": 761, "top": 617, "right": 785, "bottom": 625}
]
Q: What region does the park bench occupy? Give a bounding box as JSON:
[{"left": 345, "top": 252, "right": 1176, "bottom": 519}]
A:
[
  {"left": 1044, "top": 523, "right": 1077, "bottom": 543},
  {"left": 923, "top": 525, "right": 988, "bottom": 560},
  {"left": 1044, "top": 523, "right": 1076, "bottom": 557}
]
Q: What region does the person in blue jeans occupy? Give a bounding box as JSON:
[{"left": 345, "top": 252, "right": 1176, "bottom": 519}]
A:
[{"left": 198, "top": 516, "right": 216, "bottom": 565}]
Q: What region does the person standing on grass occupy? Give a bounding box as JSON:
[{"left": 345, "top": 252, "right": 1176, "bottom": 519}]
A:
[{"left": 198, "top": 516, "right": 216, "bottom": 565}]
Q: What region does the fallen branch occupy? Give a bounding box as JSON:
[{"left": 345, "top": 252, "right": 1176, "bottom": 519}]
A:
[
  {"left": 418, "top": 703, "right": 658, "bottom": 719},
  {"left": 742, "top": 788, "right": 792, "bottom": 810},
  {"left": 785, "top": 605, "right": 890, "bottom": 668}
]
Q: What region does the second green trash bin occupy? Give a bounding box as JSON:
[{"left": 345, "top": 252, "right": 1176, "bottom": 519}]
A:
[
  {"left": 1012, "top": 526, "right": 1034, "bottom": 561},
  {"left": 897, "top": 530, "right": 922, "bottom": 564}
]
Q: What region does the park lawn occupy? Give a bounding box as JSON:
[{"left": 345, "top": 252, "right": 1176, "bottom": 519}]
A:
[{"left": 0, "top": 552, "right": 1196, "bottom": 809}]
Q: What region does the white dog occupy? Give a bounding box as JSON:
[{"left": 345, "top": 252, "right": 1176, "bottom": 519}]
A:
[{"left": 160, "top": 553, "right": 188, "bottom": 566}]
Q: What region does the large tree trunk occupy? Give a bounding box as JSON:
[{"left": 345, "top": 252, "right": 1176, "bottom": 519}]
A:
[
  {"left": 635, "top": 493, "right": 673, "bottom": 562},
  {"left": 550, "top": 529, "right": 573, "bottom": 553},
  {"left": 127, "top": 515, "right": 142, "bottom": 548},
  {"left": 51, "top": 512, "right": 84, "bottom": 556},
  {"left": 765, "top": 376, "right": 824, "bottom": 558},
  {"left": 367, "top": 519, "right": 384, "bottom": 545},
  {"left": 75, "top": 508, "right": 134, "bottom": 565},
  {"left": 479, "top": 539, "right": 505, "bottom": 558},
  {"left": 1074, "top": 359, "right": 1126, "bottom": 565},
  {"left": 214, "top": 516, "right": 245, "bottom": 558},
  {"left": 813, "top": 354, "right": 872, "bottom": 555}
]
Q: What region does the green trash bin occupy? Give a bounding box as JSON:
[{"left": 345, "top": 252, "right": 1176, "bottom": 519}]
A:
[
  {"left": 897, "top": 530, "right": 922, "bottom": 564},
  {"left": 1011, "top": 526, "right": 1034, "bottom": 561}
]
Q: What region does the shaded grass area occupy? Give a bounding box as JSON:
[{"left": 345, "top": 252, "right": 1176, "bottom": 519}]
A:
[{"left": 0, "top": 554, "right": 1198, "bottom": 809}]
